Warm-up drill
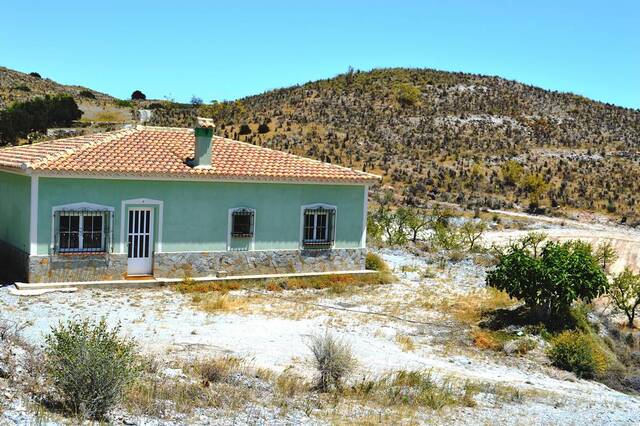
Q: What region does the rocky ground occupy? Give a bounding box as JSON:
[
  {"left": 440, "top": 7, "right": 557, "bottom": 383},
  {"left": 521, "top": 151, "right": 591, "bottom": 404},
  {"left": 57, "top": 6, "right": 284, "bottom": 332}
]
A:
[{"left": 1, "top": 214, "right": 640, "bottom": 425}]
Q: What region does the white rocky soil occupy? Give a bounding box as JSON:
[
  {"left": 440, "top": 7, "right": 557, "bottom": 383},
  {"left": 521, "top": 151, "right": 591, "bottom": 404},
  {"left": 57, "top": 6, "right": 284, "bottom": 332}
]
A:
[{"left": 1, "top": 213, "right": 640, "bottom": 425}]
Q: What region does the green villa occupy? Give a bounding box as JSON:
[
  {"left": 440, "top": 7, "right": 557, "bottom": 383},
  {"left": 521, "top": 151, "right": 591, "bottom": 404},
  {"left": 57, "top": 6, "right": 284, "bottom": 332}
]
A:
[{"left": 0, "top": 118, "right": 379, "bottom": 283}]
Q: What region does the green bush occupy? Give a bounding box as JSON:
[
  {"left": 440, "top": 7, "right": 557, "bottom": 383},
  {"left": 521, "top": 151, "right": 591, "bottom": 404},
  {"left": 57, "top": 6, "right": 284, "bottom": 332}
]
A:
[
  {"left": 0, "top": 95, "right": 82, "bottom": 143},
  {"left": 487, "top": 238, "right": 608, "bottom": 321},
  {"left": 114, "top": 99, "right": 133, "bottom": 108},
  {"left": 44, "top": 318, "right": 140, "bottom": 419},
  {"left": 548, "top": 331, "right": 607, "bottom": 379},
  {"left": 365, "top": 252, "right": 388, "bottom": 272}
]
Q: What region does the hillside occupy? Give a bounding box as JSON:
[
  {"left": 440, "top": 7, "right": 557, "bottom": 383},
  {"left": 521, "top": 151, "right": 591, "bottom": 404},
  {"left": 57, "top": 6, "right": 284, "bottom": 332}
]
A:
[
  {"left": 148, "top": 68, "right": 640, "bottom": 222},
  {"left": 0, "top": 67, "right": 131, "bottom": 129},
  {"left": 0, "top": 66, "right": 116, "bottom": 107}
]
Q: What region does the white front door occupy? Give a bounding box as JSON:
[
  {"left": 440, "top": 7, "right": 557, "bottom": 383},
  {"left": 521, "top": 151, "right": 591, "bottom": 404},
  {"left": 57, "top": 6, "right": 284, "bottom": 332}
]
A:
[{"left": 127, "top": 208, "right": 154, "bottom": 276}]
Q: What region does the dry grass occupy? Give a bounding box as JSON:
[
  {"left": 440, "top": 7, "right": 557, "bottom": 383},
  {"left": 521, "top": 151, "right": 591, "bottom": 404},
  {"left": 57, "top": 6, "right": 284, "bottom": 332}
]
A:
[
  {"left": 124, "top": 357, "right": 254, "bottom": 417},
  {"left": 191, "top": 293, "right": 248, "bottom": 313},
  {"left": 471, "top": 329, "right": 512, "bottom": 351},
  {"left": 192, "top": 356, "right": 243, "bottom": 386},
  {"left": 395, "top": 334, "right": 416, "bottom": 352},
  {"left": 176, "top": 272, "right": 394, "bottom": 295},
  {"left": 432, "top": 288, "right": 516, "bottom": 325}
]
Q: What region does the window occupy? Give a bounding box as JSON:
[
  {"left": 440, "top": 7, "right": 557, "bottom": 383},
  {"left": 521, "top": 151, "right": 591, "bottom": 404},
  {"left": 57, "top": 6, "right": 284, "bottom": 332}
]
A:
[
  {"left": 55, "top": 210, "right": 111, "bottom": 253},
  {"left": 303, "top": 207, "right": 335, "bottom": 247},
  {"left": 231, "top": 208, "right": 254, "bottom": 238}
]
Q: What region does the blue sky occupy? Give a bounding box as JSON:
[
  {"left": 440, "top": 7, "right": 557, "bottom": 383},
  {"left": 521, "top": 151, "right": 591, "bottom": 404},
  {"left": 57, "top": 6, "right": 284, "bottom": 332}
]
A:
[{"left": 1, "top": 1, "right": 638, "bottom": 108}]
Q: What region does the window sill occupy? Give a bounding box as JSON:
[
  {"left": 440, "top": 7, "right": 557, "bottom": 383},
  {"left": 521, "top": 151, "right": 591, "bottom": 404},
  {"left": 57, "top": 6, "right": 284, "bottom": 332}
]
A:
[
  {"left": 55, "top": 251, "right": 108, "bottom": 257},
  {"left": 302, "top": 241, "right": 334, "bottom": 249}
]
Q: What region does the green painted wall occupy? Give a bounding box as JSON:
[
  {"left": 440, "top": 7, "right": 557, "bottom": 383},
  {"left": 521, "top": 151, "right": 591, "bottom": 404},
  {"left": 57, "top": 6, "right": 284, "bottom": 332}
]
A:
[
  {"left": 0, "top": 171, "right": 31, "bottom": 252},
  {"left": 36, "top": 177, "right": 365, "bottom": 255}
]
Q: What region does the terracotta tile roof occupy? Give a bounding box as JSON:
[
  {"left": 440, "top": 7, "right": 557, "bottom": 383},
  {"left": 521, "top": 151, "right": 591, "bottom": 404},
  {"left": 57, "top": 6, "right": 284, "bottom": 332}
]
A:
[{"left": 0, "top": 126, "right": 380, "bottom": 184}]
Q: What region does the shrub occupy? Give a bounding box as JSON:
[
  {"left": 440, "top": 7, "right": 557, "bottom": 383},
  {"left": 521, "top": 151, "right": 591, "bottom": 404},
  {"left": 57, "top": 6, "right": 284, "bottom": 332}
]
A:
[
  {"left": 487, "top": 238, "right": 608, "bottom": 321},
  {"left": 14, "top": 84, "right": 31, "bottom": 92},
  {"left": 44, "top": 318, "right": 140, "bottom": 419},
  {"left": 548, "top": 331, "right": 607, "bottom": 378},
  {"left": 308, "top": 332, "right": 356, "bottom": 391},
  {"left": 0, "top": 95, "right": 82, "bottom": 143},
  {"left": 114, "top": 99, "right": 133, "bottom": 108},
  {"left": 29, "top": 72, "right": 41, "bottom": 78},
  {"left": 194, "top": 356, "right": 241, "bottom": 386},
  {"left": 394, "top": 82, "right": 421, "bottom": 107},
  {"left": 131, "top": 90, "right": 146, "bottom": 100},
  {"left": 257, "top": 123, "right": 270, "bottom": 134},
  {"left": 238, "top": 123, "right": 252, "bottom": 135},
  {"left": 78, "top": 90, "right": 96, "bottom": 99},
  {"left": 365, "top": 252, "right": 388, "bottom": 272}
]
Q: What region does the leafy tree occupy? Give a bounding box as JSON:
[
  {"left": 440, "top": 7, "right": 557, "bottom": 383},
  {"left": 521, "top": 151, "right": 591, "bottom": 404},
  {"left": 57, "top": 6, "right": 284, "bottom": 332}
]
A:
[
  {"left": 595, "top": 241, "right": 618, "bottom": 272},
  {"left": 29, "top": 71, "right": 41, "bottom": 78},
  {"left": 131, "top": 90, "right": 146, "bottom": 100},
  {"left": 609, "top": 267, "right": 640, "bottom": 327},
  {"left": 487, "top": 239, "right": 609, "bottom": 320},
  {"left": 393, "top": 83, "right": 421, "bottom": 107},
  {"left": 190, "top": 95, "right": 203, "bottom": 106}
]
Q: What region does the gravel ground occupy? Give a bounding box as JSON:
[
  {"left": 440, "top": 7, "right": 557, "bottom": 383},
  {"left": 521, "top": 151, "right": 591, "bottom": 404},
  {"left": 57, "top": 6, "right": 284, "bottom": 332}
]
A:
[{"left": 1, "top": 215, "right": 640, "bottom": 424}]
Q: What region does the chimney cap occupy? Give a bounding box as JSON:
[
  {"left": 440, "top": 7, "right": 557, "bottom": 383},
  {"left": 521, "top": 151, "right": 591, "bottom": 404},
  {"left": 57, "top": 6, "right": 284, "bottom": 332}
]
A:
[{"left": 196, "top": 117, "right": 215, "bottom": 129}]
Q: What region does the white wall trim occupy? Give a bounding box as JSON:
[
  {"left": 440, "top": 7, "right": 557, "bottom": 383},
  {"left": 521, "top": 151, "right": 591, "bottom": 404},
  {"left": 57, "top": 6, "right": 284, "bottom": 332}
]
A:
[
  {"left": 227, "top": 207, "right": 256, "bottom": 251},
  {"left": 29, "top": 176, "right": 39, "bottom": 255},
  {"left": 49, "top": 202, "right": 115, "bottom": 253},
  {"left": 120, "top": 198, "right": 164, "bottom": 254},
  {"left": 299, "top": 203, "right": 337, "bottom": 249},
  {"left": 361, "top": 185, "right": 369, "bottom": 248}
]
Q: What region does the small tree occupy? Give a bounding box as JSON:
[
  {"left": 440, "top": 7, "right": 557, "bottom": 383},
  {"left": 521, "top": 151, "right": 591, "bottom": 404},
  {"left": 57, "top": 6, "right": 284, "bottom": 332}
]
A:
[
  {"left": 609, "top": 267, "right": 640, "bottom": 328},
  {"left": 487, "top": 239, "right": 609, "bottom": 321},
  {"left": 398, "top": 207, "right": 429, "bottom": 243},
  {"left": 595, "top": 241, "right": 618, "bottom": 272},
  {"left": 460, "top": 220, "right": 486, "bottom": 251},
  {"left": 190, "top": 95, "right": 203, "bottom": 106},
  {"left": 44, "top": 318, "right": 140, "bottom": 419},
  {"left": 131, "top": 90, "right": 146, "bottom": 100}
]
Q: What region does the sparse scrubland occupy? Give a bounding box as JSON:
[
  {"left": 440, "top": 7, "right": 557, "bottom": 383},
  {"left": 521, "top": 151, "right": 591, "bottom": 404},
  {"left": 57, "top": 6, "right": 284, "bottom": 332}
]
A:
[
  {"left": 144, "top": 68, "right": 640, "bottom": 222},
  {"left": 2, "top": 211, "right": 640, "bottom": 424}
]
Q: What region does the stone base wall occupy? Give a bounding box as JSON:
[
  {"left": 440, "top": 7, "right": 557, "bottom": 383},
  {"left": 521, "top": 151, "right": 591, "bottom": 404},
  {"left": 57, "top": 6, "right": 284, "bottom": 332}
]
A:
[
  {"left": 153, "top": 249, "right": 366, "bottom": 278},
  {"left": 27, "top": 249, "right": 366, "bottom": 283},
  {"left": 0, "top": 239, "right": 29, "bottom": 283},
  {"left": 28, "top": 254, "right": 128, "bottom": 283}
]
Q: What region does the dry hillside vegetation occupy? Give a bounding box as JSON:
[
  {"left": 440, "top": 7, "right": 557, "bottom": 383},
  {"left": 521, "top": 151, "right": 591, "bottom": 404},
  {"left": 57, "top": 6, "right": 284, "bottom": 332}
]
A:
[
  {"left": 148, "top": 68, "right": 640, "bottom": 222},
  {"left": 0, "top": 66, "right": 115, "bottom": 108}
]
